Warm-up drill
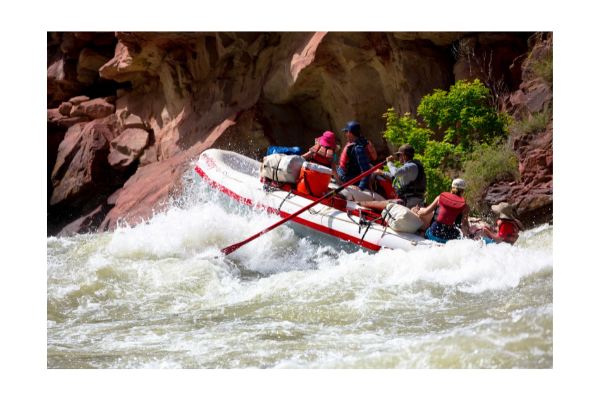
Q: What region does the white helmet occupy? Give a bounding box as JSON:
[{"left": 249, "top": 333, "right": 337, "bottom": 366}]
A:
[{"left": 452, "top": 178, "right": 466, "bottom": 190}]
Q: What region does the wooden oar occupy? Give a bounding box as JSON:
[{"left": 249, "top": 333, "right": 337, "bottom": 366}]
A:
[{"left": 219, "top": 162, "right": 385, "bottom": 256}]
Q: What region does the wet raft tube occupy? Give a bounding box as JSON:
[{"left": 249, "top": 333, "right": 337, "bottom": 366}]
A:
[{"left": 195, "top": 149, "right": 438, "bottom": 252}]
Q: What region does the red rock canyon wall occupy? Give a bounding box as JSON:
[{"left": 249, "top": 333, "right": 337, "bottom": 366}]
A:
[{"left": 47, "top": 31, "right": 551, "bottom": 236}]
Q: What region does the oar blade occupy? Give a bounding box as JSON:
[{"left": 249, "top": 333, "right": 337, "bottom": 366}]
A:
[{"left": 220, "top": 243, "right": 243, "bottom": 256}]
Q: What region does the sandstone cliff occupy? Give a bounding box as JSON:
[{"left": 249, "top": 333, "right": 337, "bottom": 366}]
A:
[
  {"left": 47, "top": 31, "right": 551, "bottom": 236},
  {"left": 484, "top": 32, "right": 553, "bottom": 227}
]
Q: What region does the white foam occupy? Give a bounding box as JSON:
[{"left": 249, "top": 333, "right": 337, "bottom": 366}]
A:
[{"left": 46, "top": 167, "right": 554, "bottom": 369}]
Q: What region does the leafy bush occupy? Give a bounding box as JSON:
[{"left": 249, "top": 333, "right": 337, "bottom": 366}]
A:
[
  {"left": 531, "top": 48, "right": 553, "bottom": 86},
  {"left": 383, "top": 79, "right": 512, "bottom": 203},
  {"left": 510, "top": 107, "right": 552, "bottom": 138},
  {"left": 461, "top": 140, "right": 520, "bottom": 212},
  {"left": 418, "top": 79, "right": 511, "bottom": 153}
]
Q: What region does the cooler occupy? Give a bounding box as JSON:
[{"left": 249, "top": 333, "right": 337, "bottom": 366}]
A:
[{"left": 297, "top": 162, "right": 332, "bottom": 197}]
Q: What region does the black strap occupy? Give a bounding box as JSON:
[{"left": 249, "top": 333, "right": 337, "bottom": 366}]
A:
[
  {"left": 276, "top": 188, "right": 293, "bottom": 216},
  {"left": 346, "top": 209, "right": 383, "bottom": 243},
  {"left": 360, "top": 216, "right": 384, "bottom": 245}
]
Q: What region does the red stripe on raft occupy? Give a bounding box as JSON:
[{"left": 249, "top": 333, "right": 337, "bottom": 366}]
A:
[{"left": 195, "top": 164, "right": 382, "bottom": 252}]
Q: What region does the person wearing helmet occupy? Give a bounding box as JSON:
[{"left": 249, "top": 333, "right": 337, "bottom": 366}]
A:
[
  {"left": 413, "top": 179, "right": 470, "bottom": 243},
  {"left": 373, "top": 144, "right": 427, "bottom": 208}
]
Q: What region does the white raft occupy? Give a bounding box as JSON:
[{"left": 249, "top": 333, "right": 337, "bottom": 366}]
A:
[{"left": 195, "top": 149, "right": 439, "bottom": 252}]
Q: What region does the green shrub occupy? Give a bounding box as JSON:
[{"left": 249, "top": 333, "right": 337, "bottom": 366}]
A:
[
  {"left": 382, "top": 79, "right": 512, "bottom": 203},
  {"left": 417, "top": 79, "right": 511, "bottom": 153},
  {"left": 510, "top": 107, "right": 552, "bottom": 138},
  {"left": 531, "top": 48, "right": 553, "bottom": 86},
  {"left": 461, "top": 140, "right": 520, "bottom": 213}
]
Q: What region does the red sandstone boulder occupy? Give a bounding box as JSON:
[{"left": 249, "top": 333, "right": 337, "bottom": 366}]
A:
[
  {"left": 57, "top": 116, "right": 90, "bottom": 130},
  {"left": 107, "top": 188, "right": 124, "bottom": 205},
  {"left": 98, "top": 118, "right": 232, "bottom": 232},
  {"left": 122, "top": 113, "right": 146, "bottom": 130},
  {"left": 70, "top": 98, "right": 115, "bottom": 120},
  {"left": 51, "top": 122, "right": 87, "bottom": 183},
  {"left": 47, "top": 108, "right": 90, "bottom": 130},
  {"left": 97, "top": 149, "right": 192, "bottom": 232},
  {"left": 50, "top": 115, "right": 123, "bottom": 207},
  {"left": 138, "top": 147, "right": 158, "bottom": 166},
  {"left": 485, "top": 113, "right": 553, "bottom": 227},
  {"left": 509, "top": 90, "right": 526, "bottom": 107},
  {"left": 523, "top": 83, "right": 553, "bottom": 114},
  {"left": 47, "top": 108, "right": 63, "bottom": 123},
  {"left": 69, "top": 95, "right": 90, "bottom": 105},
  {"left": 58, "top": 102, "right": 72, "bottom": 115},
  {"left": 108, "top": 128, "right": 150, "bottom": 170}
]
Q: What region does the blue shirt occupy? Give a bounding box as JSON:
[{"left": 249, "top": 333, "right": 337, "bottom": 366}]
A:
[{"left": 337, "top": 137, "right": 372, "bottom": 191}]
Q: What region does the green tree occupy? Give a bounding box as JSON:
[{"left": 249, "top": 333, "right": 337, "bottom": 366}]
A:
[
  {"left": 417, "top": 79, "right": 511, "bottom": 153},
  {"left": 383, "top": 79, "right": 511, "bottom": 204}
]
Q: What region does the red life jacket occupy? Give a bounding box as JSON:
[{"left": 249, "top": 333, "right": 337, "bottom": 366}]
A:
[
  {"left": 308, "top": 144, "right": 335, "bottom": 166},
  {"left": 436, "top": 192, "right": 466, "bottom": 226},
  {"left": 493, "top": 219, "right": 524, "bottom": 245},
  {"left": 339, "top": 140, "right": 377, "bottom": 172}
]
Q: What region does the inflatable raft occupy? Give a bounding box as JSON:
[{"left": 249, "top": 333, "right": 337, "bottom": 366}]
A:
[{"left": 195, "top": 149, "right": 439, "bottom": 252}]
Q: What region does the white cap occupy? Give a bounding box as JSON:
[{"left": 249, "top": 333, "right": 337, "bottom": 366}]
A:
[{"left": 452, "top": 178, "right": 466, "bottom": 190}]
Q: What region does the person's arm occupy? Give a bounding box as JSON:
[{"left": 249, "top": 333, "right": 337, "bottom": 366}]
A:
[
  {"left": 389, "top": 161, "right": 415, "bottom": 182},
  {"left": 301, "top": 151, "right": 312, "bottom": 160},
  {"left": 416, "top": 196, "right": 439, "bottom": 216},
  {"left": 355, "top": 146, "right": 372, "bottom": 191},
  {"left": 482, "top": 226, "right": 504, "bottom": 243},
  {"left": 375, "top": 155, "right": 395, "bottom": 179},
  {"left": 375, "top": 157, "right": 412, "bottom": 180},
  {"left": 460, "top": 203, "right": 470, "bottom": 238},
  {"left": 330, "top": 160, "right": 341, "bottom": 183}
]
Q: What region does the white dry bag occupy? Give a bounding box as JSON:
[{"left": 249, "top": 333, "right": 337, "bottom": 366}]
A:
[
  {"left": 260, "top": 153, "right": 305, "bottom": 183},
  {"left": 381, "top": 203, "right": 423, "bottom": 233}
]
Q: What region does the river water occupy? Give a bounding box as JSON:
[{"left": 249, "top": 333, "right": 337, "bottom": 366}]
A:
[{"left": 47, "top": 169, "right": 553, "bottom": 369}]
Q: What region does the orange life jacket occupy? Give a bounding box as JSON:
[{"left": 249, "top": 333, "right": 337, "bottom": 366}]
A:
[
  {"left": 436, "top": 192, "right": 466, "bottom": 226},
  {"left": 339, "top": 140, "right": 377, "bottom": 172},
  {"left": 308, "top": 144, "right": 335, "bottom": 166},
  {"left": 493, "top": 218, "right": 524, "bottom": 245}
]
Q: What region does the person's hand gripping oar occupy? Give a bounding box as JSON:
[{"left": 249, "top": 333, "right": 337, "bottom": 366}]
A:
[{"left": 219, "top": 162, "right": 385, "bottom": 256}]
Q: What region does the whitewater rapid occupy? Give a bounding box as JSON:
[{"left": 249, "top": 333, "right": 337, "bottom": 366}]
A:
[{"left": 47, "top": 168, "right": 553, "bottom": 368}]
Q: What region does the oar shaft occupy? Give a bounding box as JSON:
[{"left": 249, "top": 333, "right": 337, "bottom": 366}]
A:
[{"left": 220, "top": 162, "right": 385, "bottom": 255}]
